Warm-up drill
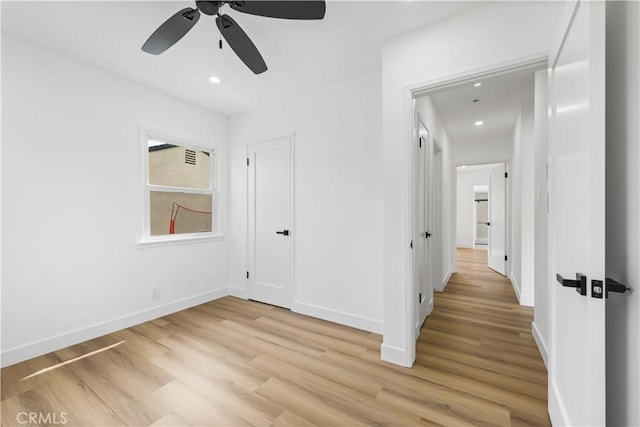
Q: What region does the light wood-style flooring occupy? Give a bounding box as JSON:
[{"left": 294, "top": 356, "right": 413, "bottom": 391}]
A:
[{"left": 1, "top": 248, "right": 549, "bottom": 426}]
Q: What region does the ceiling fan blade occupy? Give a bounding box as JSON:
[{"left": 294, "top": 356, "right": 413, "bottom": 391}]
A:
[
  {"left": 142, "top": 8, "right": 200, "bottom": 55},
  {"left": 216, "top": 14, "right": 267, "bottom": 74},
  {"left": 229, "top": 1, "right": 326, "bottom": 20}
]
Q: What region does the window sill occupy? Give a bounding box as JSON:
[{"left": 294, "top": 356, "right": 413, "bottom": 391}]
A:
[{"left": 137, "top": 234, "right": 225, "bottom": 248}]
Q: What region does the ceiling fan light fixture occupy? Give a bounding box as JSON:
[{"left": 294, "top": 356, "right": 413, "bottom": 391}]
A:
[{"left": 141, "top": 0, "right": 326, "bottom": 74}]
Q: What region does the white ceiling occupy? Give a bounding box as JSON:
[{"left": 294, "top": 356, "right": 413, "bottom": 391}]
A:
[
  {"left": 2, "top": 1, "right": 482, "bottom": 117},
  {"left": 427, "top": 70, "right": 536, "bottom": 144}
]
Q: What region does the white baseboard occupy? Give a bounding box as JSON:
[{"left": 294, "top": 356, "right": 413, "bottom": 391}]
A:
[
  {"left": 509, "top": 273, "right": 534, "bottom": 307},
  {"left": 531, "top": 321, "right": 549, "bottom": 370},
  {"left": 1, "top": 288, "right": 228, "bottom": 368},
  {"left": 437, "top": 269, "right": 452, "bottom": 292},
  {"left": 549, "top": 377, "right": 570, "bottom": 426},
  {"left": 227, "top": 286, "right": 248, "bottom": 299},
  {"left": 292, "top": 301, "right": 383, "bottom": 334},
  {"left": 380, "top": 342, "right": 413, "bottom": 367},
  {"left": 509, "top": 272, "right": 522, "bottom": 300},
  {"left": 456, "top": 244, "right": 474, "bottom": 249},
  {"left": 519, "top": 292, "right": 534, "bottom": 307}
]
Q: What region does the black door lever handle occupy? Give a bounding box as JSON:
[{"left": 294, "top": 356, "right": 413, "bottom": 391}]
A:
[
  {"left": 276, "top": 230, "right": 289, "bottom": 236},
  {"left": 425, "top": 232, "right": 432, "bottom": 238},
  {"left": 556, "top": 273, "right": 587, "bottom": 296},
  {"left": 606, "top": 277, "right": 632, "bottom": 297}
]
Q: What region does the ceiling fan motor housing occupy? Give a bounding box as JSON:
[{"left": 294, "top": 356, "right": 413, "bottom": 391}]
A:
[{"left": 196, "top": 1, "right": 220, "bottom": 16}]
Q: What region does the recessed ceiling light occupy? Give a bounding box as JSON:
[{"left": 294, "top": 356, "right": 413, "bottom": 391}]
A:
[
  {"left": 475, "top": 121, "right": 484, "bottom": 126},
  {"left": 209, "top": 76, "right": 221, "bottom": 84},
  {"left": 473, "top": 82, "right": 482, "bottom": 87}
]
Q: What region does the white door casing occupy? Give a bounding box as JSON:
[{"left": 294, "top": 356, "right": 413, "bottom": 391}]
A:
[
  {"left": 247, "top": 136, "right": 293, "bottom": 309},
  {"left": 488, "top": 163, "right": 507, "bottom": 275},
  {"left": 548, "top": 1, "right": 606, "bottom": 425}
]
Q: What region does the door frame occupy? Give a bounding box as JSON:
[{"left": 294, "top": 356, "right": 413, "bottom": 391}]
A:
[
  {"left": 453, "top": 161, "right": 512, "bottom": 276},
  {"left": 246, "top": 133, "right": 296, "bottom": 308},
  {"left": 406, "top": 56, "right": 546, "bottom": 366},
  {"left": 472, "top": 185, "right": 488, "bottom": 248},
  {"left": 432, "top": 141, "right": 444, "bottom": 292}
]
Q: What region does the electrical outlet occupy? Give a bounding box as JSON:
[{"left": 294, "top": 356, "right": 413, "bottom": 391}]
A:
[{"left": 152, "top": 286, "right": 160, "bottom": 299}]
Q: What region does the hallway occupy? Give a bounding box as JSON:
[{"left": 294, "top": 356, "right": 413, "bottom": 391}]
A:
[{"left": 416, "top": 248, "right": 550, "bottom": 425}]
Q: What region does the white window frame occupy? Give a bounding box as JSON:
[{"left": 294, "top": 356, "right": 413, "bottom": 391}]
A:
[{"left": 139, "top": 127, "right": 222, "bottom": 247}]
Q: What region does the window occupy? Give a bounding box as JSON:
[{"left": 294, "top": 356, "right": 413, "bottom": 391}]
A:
[{"left": 143, "top": 132, "right": 217, "bottom": 241}]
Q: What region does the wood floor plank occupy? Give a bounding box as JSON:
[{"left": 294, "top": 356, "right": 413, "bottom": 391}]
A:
[{"left": 1, "top": 248, "right": 549, "bottom": 426}]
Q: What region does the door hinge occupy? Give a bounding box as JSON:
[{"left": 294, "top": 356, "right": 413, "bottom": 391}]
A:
[
  {"left": 419, "top": 292, "right": 422, "bottom": 303},
  {"left": 418, "top": 137, "right": 422, "bottom": 148},
  {"left": 247, "top": 158, "right": 250, "bottom": 166},
  {"left": 505, "top": 172, "right": 508, "bottom": 178},
  {"left": 505, "top": 255, "right": 508, "bottom": 261},
  {"left": 410, "top": 240, "right": 413, "bottom": 249},
  {"left": 246, "top": 271, "right": 249, "bottom": 279}
]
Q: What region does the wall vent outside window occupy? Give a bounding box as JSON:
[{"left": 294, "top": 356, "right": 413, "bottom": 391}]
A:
[{"left": 185, "top": 149, "right": 196, "bottom": 165}]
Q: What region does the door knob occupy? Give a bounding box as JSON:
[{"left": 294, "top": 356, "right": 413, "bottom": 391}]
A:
[
  {"left": 486, "top": 222, "right": 491, "bottom": 226},
  {"left": 556, "top": 273, "right": 587, "bottom": 296},
  {"left": 276, "top": 230, "right": 289, "bottom": 236}
]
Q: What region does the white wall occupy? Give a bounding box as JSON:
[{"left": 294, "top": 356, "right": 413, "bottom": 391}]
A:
[
  {"left": 1, "top": 37, "right": 229, "bottom": 366},
  {"left": 228, "top": 71, "right": 384, "bottom": 333},
  {"left": 382, "top": 1, "right": 564, "bottom": 366},
  {"left": 605, "top": 2, "right": 639, "bottom": 425},
  {"left": 532, "top": 70, "right": 549, "bottom": 367},
  {"left": 456, "top": 169, "right": 490, "bottom": 248},
  {"left": 452, "top": 138, "right": 512, "bottom": 166},
  {"left": 510, "top": 104, "right": 535, "bottom": 307},
  {"left": 415, "top": 96, "right": 454, "bottom": 291}
]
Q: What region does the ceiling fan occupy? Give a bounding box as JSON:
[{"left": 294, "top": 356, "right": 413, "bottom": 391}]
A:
[{"left": 142, "top": 1, "right": 326, "bottom": 74}]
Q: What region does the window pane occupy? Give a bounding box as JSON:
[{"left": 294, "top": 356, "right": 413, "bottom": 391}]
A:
[
  {"left": 148, "top": 142, "right": 210, "bottom": 189},
  {"left": 150, "top": 191, "right": 213, "bottom": 236}
]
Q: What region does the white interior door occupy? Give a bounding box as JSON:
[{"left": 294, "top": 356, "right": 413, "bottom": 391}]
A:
[
  {"left": 488, "top": 164, "right": 507, "bottom": 275},
  {"left": 414, "top": 122, "right": 434, "bottom": 338},
  {"left": 548, "top": 1, "right": 605, "bottom": 425},
  {"left": 423, "top": 129, "right": 435, "bottom": 321},
  {"left": 247, "top": 136, "right": 292, "bottom": 309}
]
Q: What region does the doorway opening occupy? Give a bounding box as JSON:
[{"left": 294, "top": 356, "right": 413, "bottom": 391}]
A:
[
  {"left": 408, "top": 60, "right": 547, "bottom": 364},
  {"left": 473, "top": 185, "right": 488, "bottom": 248}
]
